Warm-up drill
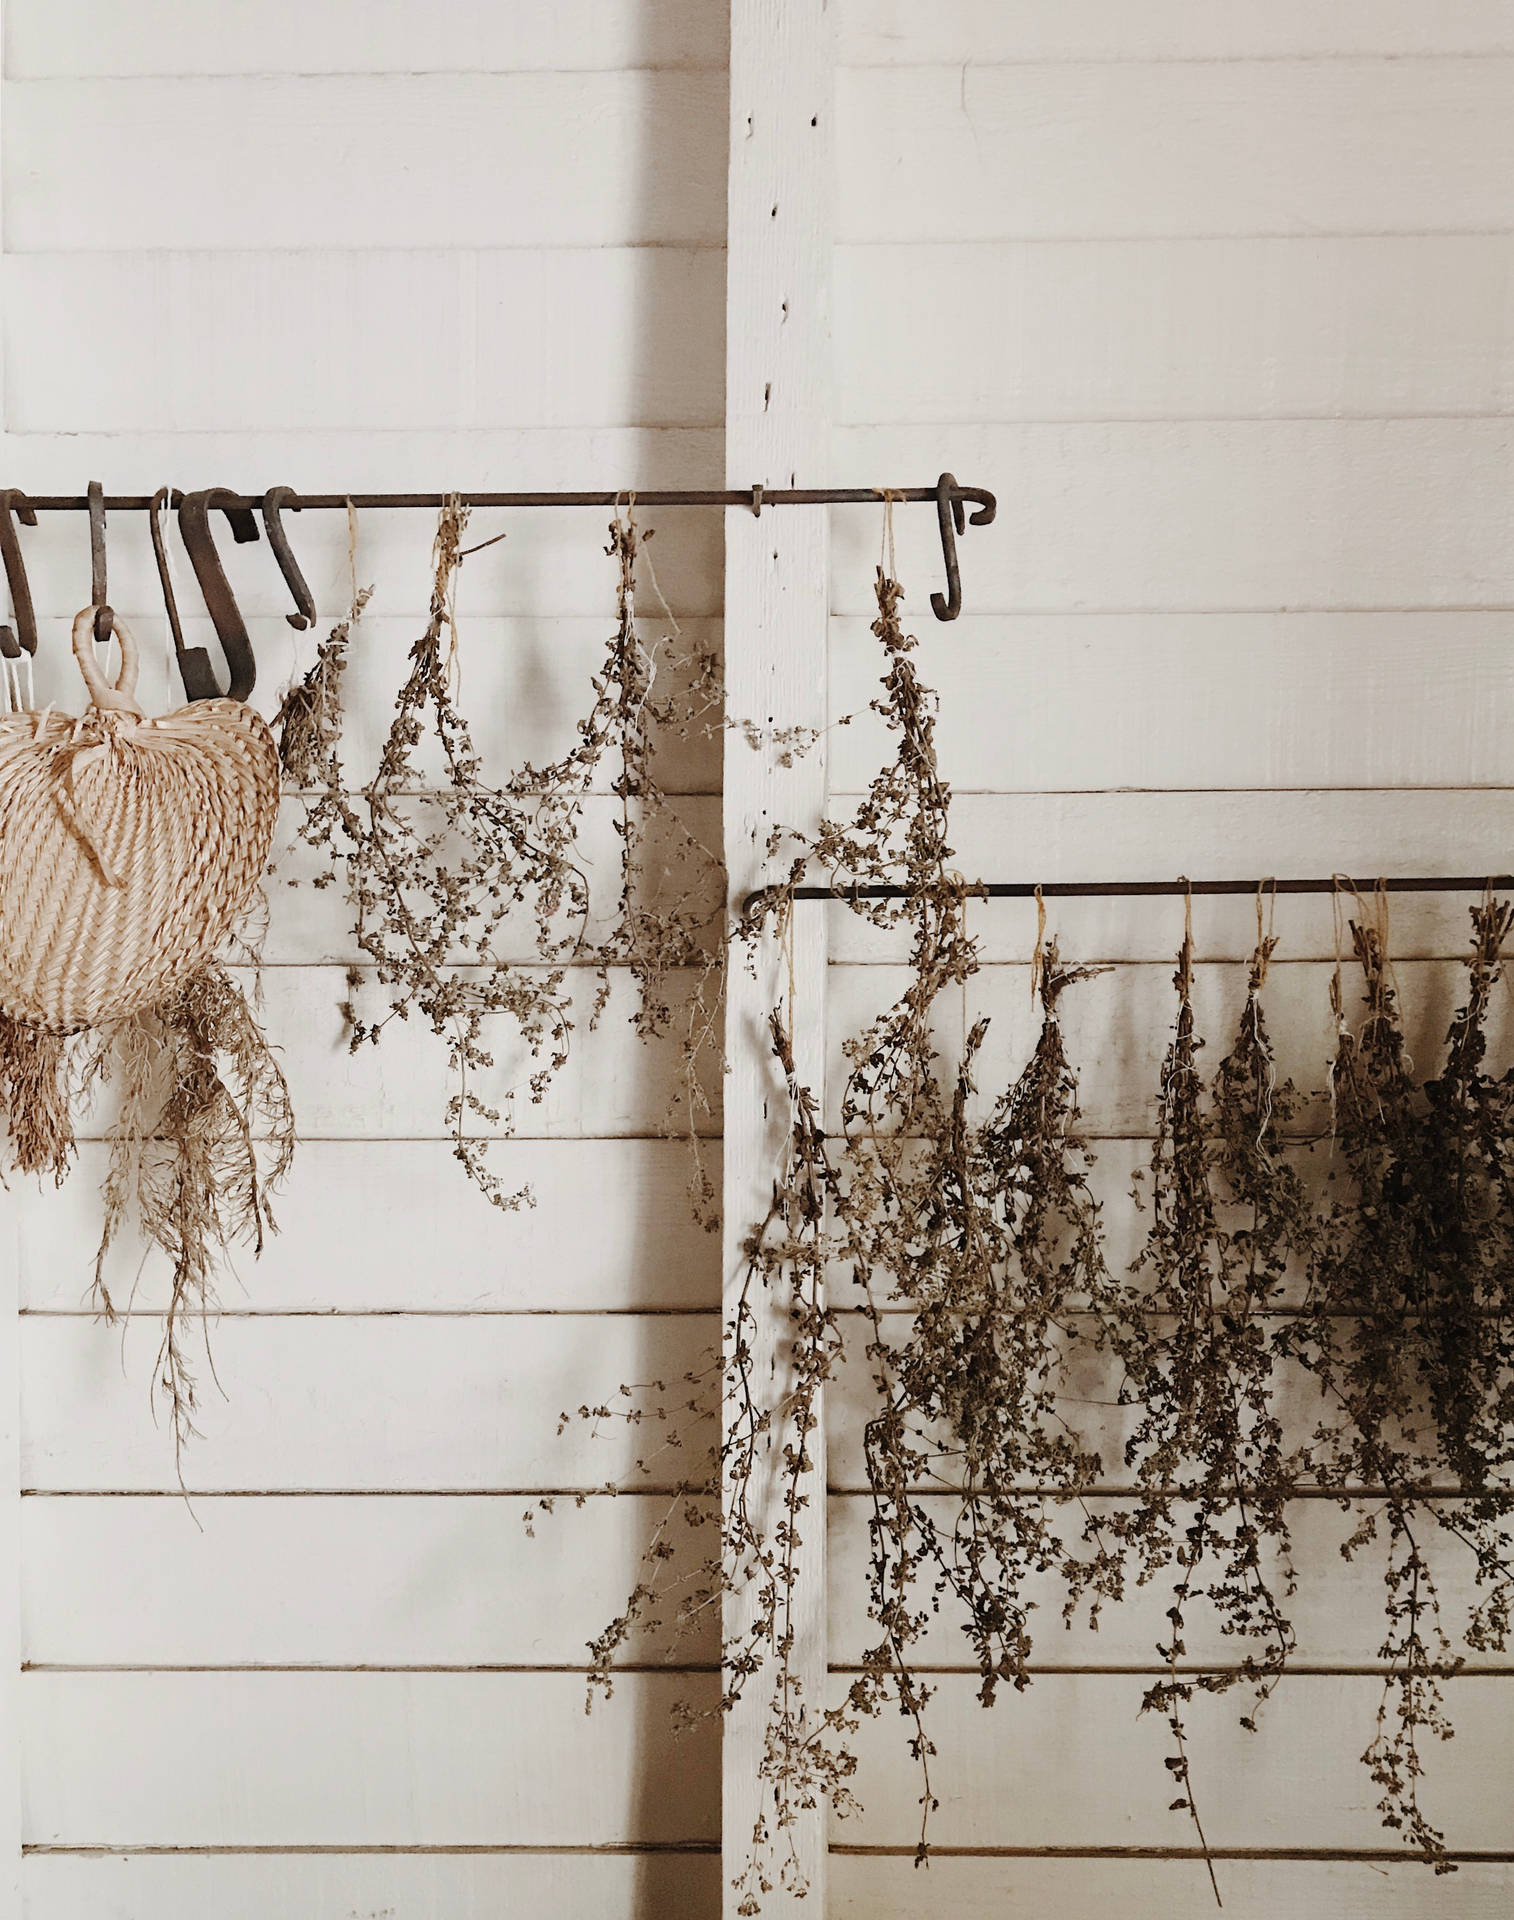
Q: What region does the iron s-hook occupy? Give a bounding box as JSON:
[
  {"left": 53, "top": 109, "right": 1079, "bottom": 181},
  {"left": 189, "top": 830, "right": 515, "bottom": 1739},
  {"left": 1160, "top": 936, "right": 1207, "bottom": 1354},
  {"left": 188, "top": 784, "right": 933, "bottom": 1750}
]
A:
[
  {"left": 176, "top": 487, "right": 262, "bottom": 701},
  {"left": 88, "top": 479, "right": 114, "bottom": 642},
  {"left": 0, "top": 489, "right": 39, "bottom": 663},
  {"left": 929, "top": 470, "right": 996, "bottom": 622},
  {"left": 262, "top": 486, "right": 317, "bottom": 630}
]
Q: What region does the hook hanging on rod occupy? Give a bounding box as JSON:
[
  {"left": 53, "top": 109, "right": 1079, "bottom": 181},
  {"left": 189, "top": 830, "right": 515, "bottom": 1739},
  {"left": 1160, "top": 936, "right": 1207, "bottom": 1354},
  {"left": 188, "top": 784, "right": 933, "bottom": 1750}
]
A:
[
  {"left": 176, "top": 488, "right": 261, "bottom": 702},
  {"left": 0, "top": 490, "right": 39, "bottom": 665},
  {"left": 930, "top": 470, "right": 995, "bottom": 621},
  {"left": 88, "top": 481, "right": 114, "bottom": 643},
  {"left": 261, "top": 487, "right": 317, "bottom": 631}
]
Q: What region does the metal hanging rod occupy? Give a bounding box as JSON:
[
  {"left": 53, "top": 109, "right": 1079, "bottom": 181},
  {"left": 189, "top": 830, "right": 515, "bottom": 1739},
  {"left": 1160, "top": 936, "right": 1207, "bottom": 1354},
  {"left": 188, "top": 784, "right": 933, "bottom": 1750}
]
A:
[
  {"left": 21, "top": 472, "right": 996, "bottom": 626},
  {"left": 749, "top": 876, "right": 1514, "bottom": 912},
  {"left": 24, "top": 483, "right": 995, "bottom": 515}
]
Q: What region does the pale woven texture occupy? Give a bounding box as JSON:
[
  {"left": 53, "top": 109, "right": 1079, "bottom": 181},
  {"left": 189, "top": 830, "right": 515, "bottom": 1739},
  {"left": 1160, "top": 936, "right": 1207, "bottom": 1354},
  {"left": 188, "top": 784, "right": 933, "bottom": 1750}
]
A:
[{"left": 0, "top": 611, "right": 280, "bottom": 1034}]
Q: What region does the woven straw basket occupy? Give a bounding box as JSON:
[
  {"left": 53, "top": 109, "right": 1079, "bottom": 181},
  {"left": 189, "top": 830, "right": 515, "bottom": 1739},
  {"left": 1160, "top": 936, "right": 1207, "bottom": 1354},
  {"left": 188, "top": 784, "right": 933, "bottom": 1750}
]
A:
[{"left": 0, "top": 607, "right": 280, "bottom": 1034}]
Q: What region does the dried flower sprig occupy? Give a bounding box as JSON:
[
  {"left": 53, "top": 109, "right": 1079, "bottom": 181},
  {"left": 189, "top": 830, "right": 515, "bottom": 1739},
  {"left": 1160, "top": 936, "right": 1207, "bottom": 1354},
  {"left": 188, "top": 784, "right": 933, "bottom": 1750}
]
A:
[
  {"left": 284, "top": 503, "right": 724, "bottom": 1216},
  {"left": 1118, "top": 919, "right": 1303, "bottom": 1897}
]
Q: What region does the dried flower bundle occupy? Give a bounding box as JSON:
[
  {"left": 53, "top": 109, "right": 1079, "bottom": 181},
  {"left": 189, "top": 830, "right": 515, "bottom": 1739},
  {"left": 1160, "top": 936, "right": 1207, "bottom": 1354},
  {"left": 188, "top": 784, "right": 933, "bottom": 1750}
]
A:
[{"left": 284, "top": 503, "right": 723, "bottom": 1215}]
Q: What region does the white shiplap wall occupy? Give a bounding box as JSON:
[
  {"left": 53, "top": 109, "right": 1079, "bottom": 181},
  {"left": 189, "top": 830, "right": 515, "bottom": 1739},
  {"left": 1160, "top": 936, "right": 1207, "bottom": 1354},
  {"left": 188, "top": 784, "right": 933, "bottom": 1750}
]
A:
[
  {"left": 2, "top": 5, "right": 726, "bottom": 1916},
  {"left": 824, "top": 7, "right": 1514, "bottom": 1919}
]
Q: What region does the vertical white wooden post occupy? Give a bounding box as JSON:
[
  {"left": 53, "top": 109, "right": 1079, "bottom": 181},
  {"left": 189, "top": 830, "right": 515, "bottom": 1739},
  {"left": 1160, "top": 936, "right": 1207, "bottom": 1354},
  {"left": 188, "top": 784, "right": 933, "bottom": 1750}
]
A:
[
  {"left": 0, "top": 1213, "right": 17, "bottom": 1917},
  {"left": 0, "top": 8, "right": 22, "bottom": 1904},
  {"left": 723, "top": 2, "right": 834, "bottom": 1912}
]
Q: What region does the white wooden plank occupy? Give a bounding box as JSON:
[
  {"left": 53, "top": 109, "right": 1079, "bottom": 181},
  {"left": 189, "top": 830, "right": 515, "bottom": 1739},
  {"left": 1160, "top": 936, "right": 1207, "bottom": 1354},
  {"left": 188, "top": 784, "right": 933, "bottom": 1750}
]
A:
[
  {"left": 830, "top": 614, "right": 1514, "bottom": 793},
  {"left": 57, "top": 964, "right": 721, "bottom": 1142},
  {"left": 723, "top": 2, "right": 833, "bottom": 1911},
  {"left": 4, "top": 74, "right": 728, "bottom": 250},
  {"left": 829, "top": 421, "right": 1514, "bottom": 613},
  {"left": 5, "top": 0, "right": 728, "bottom": 76},
  {"left": 23, "top": 1852, "right": 720, "bottom": 1920},
  {"left": 20, "top": 1314, "right": 716, "bottom": 1492},
  {"left": 823, "top": 791, "right": 1514, "bottom": 962},
  {"left": 20, "top": 1139, "right": 719, "bottom": 1314},
  {"left": 828, "top": 1495, "right": 1509, "bottom": 1669},
  {"left": 5, "top": 250, "right": 726, "bottom": 433},
  {"left": 831, "top": 1856, "right": 1514, "bottom": 1920},
  {"left": 21, "top": 1493, "right": 716, "bottom": 1667},
  {"left": 21, "top": 1670, "right": 720, "bottom": 1845},
  {"left": 835, "top": 62, "right": 1514, "bottom": 242},
  {"left": 836, "top": 238, "right": 1514, "bottom": 424},
  {"left": 833, "top": 1672, "right": 1514, "bottom": 1848},
  {"left": 836, "top": 2, "right": 1514, "bottom": 62},
  {"left": 0, "top": 424, "right": 724, "bottom": 496}
]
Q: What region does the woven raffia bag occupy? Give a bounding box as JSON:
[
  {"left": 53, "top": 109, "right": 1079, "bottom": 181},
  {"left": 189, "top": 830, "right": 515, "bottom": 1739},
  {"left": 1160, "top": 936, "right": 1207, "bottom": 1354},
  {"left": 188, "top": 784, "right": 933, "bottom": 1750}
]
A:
[{"left": 0, "top": 607, "right": 280, "bottom": 1033}]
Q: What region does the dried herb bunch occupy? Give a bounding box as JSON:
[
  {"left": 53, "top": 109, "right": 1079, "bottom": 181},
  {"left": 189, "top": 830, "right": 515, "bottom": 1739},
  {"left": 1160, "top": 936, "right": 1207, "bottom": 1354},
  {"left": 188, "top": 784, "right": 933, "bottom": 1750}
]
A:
[
  {"left": 283, "top": 502, "right": 722, "bottom": 1214},
  {"left": 847, "top": 940, "right": 1129, "bottom": 1859},
  {"left": 572, "top": 564, "right": 1135, "bottom": 1907},
  {"left": 85, "top": 960, "right": 295, "bottom": 1468},
  {"left": 1284, "top": 898, "right": 1514, "bottom": 1867},
  {"left": 1118, "top": 911, "right": 1305, "bottom": 1892},
  {"left": 532, "top": 535, "right": 1514, "bottom": 1905}
]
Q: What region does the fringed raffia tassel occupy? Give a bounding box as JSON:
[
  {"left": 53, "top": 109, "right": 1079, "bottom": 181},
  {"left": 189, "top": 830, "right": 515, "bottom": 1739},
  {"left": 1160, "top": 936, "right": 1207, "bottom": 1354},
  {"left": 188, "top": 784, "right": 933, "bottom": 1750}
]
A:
[
  {"left": 94, "top": 964, "right": 295, "bottom": 1468},
  {"left": 0, "top": 1011, "right": 75, "bottom": 1184}
]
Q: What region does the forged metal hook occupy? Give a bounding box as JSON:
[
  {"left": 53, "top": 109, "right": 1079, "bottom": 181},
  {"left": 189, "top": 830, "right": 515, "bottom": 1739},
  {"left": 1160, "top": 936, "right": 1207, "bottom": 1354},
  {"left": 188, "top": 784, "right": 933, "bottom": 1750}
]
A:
[
  {"left": 929, "top": 471, "right": 996, "bottom": 622},
  {"left": 0, "top": 489, "right": 39, "bottom": 662},
  {"left": 88, "top": 480, "right": 114, "bottom": 643},
  {"left": 176, "top": 487, "right": 261, "bottom": 701},
  {"left": 262, "top": 487, "right": 317, "bottom": 630},
  {"left": 149, "top": 486, "right": 190, "bottom": 688}
]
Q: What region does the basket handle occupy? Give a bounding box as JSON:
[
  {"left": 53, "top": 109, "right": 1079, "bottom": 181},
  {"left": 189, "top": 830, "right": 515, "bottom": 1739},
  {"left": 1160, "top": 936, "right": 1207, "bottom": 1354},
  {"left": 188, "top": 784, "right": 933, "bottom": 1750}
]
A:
[{"left": 71, "top": 605, "right": 143, "bottom": 715}]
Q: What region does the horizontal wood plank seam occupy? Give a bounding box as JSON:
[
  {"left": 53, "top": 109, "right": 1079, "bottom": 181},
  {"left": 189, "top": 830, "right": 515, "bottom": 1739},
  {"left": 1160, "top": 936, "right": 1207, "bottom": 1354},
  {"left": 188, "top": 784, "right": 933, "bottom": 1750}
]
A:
[
  {"left": 837, "top": 229, "right": 1514, "bottom": 242},
  {"left": 16, "top": 1485, "right": 1486, "bottom": 1500},
  {"left": 21, "top": 1662, "right": 1514, "bottom": 1679},
  {"left": 824, "top": 1663, "right": 1514, "bottom": 1679},
  {"left": 837, "top": 52, "right": 1514, "bottom": 70},
  {"left": 17, "top": 1307, "right": 1493, "bottom": 1322},
  {"left": 22, "top": 1662, "right": 718, "bottom": 1674},
  {"left": 829, "top": 1845, "right": 1514, "bottom": 1862},
  {"left": 18, "top": 1307, "right": 717, "bottom": 1319},
  {"left": 20, "top": 1486, "right": 718, "bottom": 1499},
  {"left": 839, "top": 411, "right": 1514, "bottom": 427},
  {"left": 830, "top": 604, "right": 1514, "bottom": 617},
  {"left": 22, "top": 1842, "right": 721, "bottom": 1857}
]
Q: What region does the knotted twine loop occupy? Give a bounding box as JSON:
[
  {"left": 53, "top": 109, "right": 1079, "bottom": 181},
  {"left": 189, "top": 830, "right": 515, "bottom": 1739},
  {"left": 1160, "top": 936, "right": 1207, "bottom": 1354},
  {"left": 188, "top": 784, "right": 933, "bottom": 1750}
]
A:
[
  {"left": 1253, "top": 879, "right": 1277, "bottom": 992},
  {"left": 48, "top": 608, "right": 148, "bottom": 885},
  {"left": 1030, "top": 885, "right": 1047, "bottom": 1006}
]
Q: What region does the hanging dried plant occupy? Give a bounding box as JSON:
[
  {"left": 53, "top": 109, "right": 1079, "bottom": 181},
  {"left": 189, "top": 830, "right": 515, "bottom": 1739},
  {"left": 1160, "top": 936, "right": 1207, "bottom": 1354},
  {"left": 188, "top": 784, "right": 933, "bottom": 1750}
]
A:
[
  {"left": 849, "top": 944, "right": 1128, "bottom": 1859},
  {"left": 1283, "top": 899, "right": 1472, "bottom": 1868},
  {"left": 1118, "top": 913, "right": 1303, "bottom": 1897},
  {"left": 287, "top": 502, "right": 723, "bottom": 1215},
  {"left": 542, "top": 528, "right": 1514, "bottom": 1908},
  {"left": 573, "top": 561, "right": 1133, "bottom": 1905},
  {"left": 274, "top": 582, "right": 373, "bottom": 792},
  {"left": 88, "top": 961, "right": 295, "bottom": 1468}
]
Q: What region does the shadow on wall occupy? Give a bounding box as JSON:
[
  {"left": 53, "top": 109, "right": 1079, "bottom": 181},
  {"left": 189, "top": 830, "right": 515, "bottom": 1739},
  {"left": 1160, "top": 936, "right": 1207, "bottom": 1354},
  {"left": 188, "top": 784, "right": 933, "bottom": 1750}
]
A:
[{"left": 620, "top": 6, "right": 727, "bottom": 1916}]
